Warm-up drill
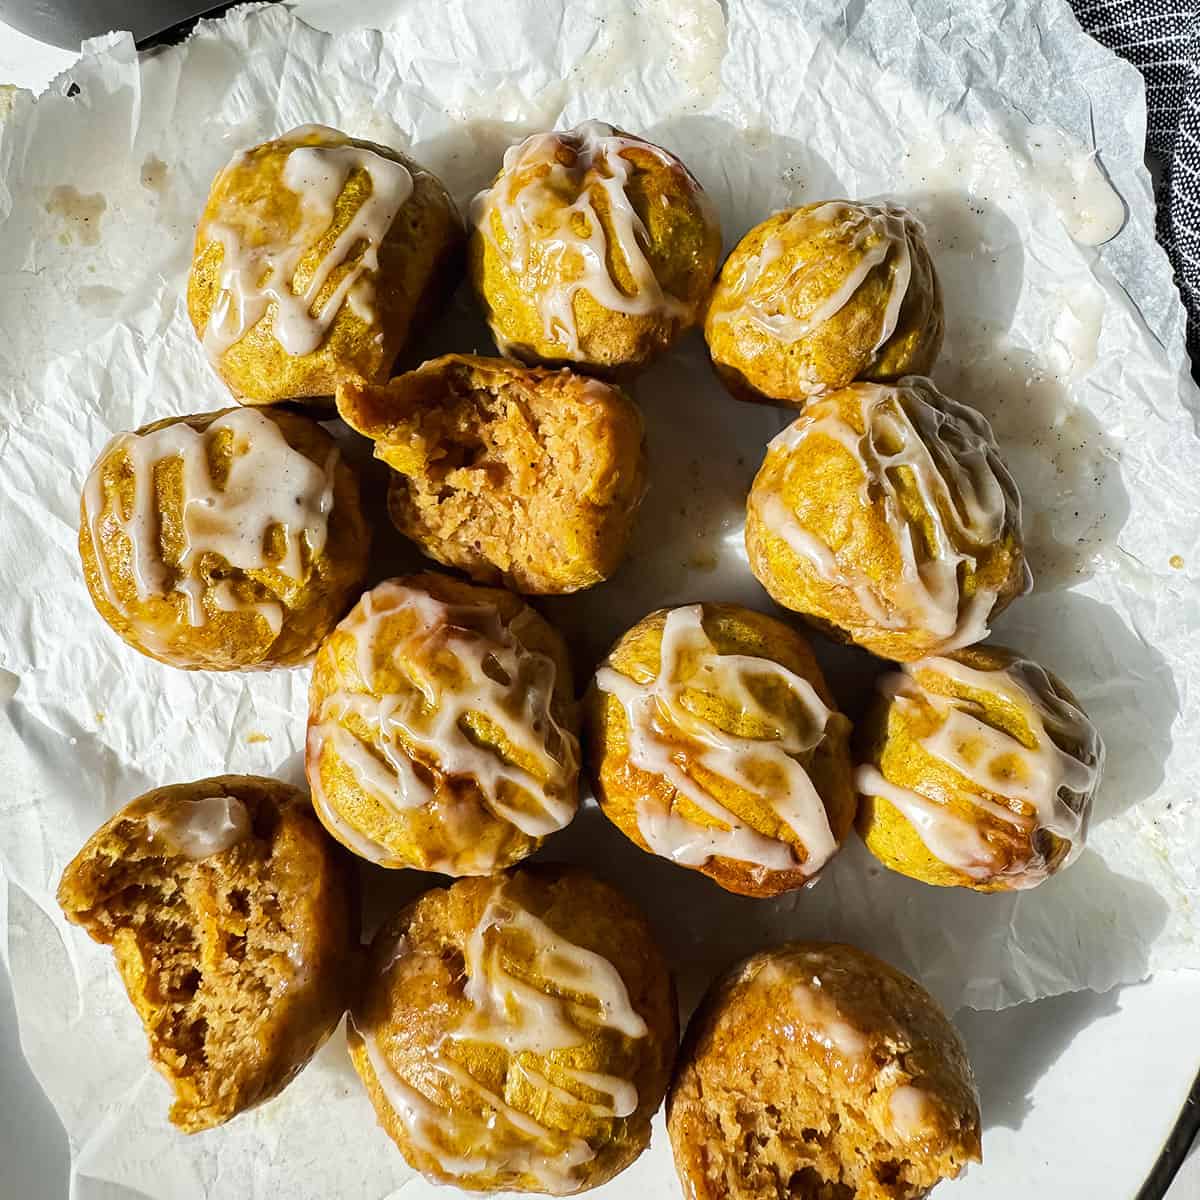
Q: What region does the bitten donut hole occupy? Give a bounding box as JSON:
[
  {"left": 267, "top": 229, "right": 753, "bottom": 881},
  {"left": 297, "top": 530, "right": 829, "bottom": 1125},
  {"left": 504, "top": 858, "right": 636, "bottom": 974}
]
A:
[
  {"left": 691, "top": 1063, "right": 937, "bottom": 1200},
  {"left": 337, "top": 357, "right": 646, "bottom": 594},
  {"left": 385, "top": 370, "right": 611, "bottom": 581},
  {"left": 64, "top": 841, "right": 300, "bottom": 1129}
]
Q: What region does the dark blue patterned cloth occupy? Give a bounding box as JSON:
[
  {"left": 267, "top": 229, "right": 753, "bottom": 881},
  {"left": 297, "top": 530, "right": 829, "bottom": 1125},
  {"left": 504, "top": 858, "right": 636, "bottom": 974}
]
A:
[{"left": 1070, "top": 0, "right": 1200, "bottom": 361}]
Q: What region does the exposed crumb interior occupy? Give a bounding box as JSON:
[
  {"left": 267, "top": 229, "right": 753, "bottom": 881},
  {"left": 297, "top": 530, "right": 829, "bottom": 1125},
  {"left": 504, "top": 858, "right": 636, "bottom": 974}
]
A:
[
  {"left": 348, "top": 363, "right": 636, "bottom": 589},
  {"left": 681, "top": 1054, "right": 966, "bottom": 1200},
  {"left": 68, "top": 814, "right": 302, "bottom": 1129}
]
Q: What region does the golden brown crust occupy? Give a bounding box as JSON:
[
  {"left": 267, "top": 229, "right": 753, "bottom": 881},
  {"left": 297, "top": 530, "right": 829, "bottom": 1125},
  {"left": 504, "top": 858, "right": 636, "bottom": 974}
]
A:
[
  {"left": 337, "top": 355, "right": 647, "bottom": 594},
  {"left": 56, "top": 775, "right": 358, "bottom": 1133},
  {"left": 704, "top": 203, "right": 942, "bottom": 408},
  {"left": 744, "top": 380, "right": 1026, "bottom": 662},
  {"left": 187, "top": 126, "right": 463, "bottom": 405},
  {"left": 306, "top": 572, "right": 581, "bottom": 873},
  {"left": 348, "top": 865, "right": 677, "bottom": 1193},
  {"left": 469, "top": 125, "right": 721, "bottom": 373},
  {"left": 667, "top": 943, "right": 981, "bottom": 1200},
  {"left": 855, "top": 645, "right": 1101, "bottom": 892},
  {"left": 78, "top": 406, "right": 370, "bottom": 671},
  {"left": 584, "top": 604, "right": 856, "bottom": 898}
]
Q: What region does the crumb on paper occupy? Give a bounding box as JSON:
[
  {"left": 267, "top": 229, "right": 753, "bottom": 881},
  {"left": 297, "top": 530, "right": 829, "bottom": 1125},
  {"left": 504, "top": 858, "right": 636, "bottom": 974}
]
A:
[
  {"left": 1170, "top": 555, "right": 1184, "bottom": 570},
  {"left": 95, "top": 711, "right": 105, "bottom": 723},
  {"left": 246, "top": 731, "right": 270, "bottom": 744},
  {"left": 44, "top": 185, "right": 106, "bottom": 245}
]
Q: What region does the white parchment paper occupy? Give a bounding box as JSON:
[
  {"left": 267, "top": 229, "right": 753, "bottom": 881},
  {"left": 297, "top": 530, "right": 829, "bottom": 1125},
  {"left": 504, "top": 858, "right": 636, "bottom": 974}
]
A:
[{"left": 0, "top": 1, "right": 1198, "bottom": 1196}]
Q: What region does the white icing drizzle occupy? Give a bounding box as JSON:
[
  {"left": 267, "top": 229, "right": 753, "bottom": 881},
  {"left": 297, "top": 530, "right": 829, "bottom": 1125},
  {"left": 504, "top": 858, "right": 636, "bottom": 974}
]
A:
[
  {"left": 471, "top": 120, "right": 700, "bottom": 357},
  {"left": 554, "top": 1067, "right": 639, "bottom": 1119},
  {"left": 307, "top": 765, "right": 398, "bottom": 866},
  {"left": 201, "top": 124, "right": 413, "bottom": 358},
  {"left": 356, "top": 1021, "right": 492, "bottom": 1178},
  {"left": 146, "top": 794, "right": 250, "bottom": 859},
  {"left": 359, "top": 882, "right": 647, "bottom": 1192},
  {"left": 594, "top": 605, "right": 841, "bottom": 875},
  {"left": 452, "top": 891, "right": 649, "bottom": 1054},
  {"left": 791, "top": 980, "right": 868, "bottom": 1058},
  {"left": 754, "top": 379, "right": 1020, "bottom": 649},
  {"left": 857, "top": 655, "right": 1103, "bottom": 885},
  {"left": 889, "top": 1085, "right": 933, "bottom": 1140},
  {"left": 82, "top": 408, "right": 337, "bottom": 640},
  {"left": 712, "top": 201, "right": 916, "bottom": 357},
  {"left": 758, "top": 494, "right": 903, "bottom": 631},
  {"left": 855, "top": 764, "right": 998, "bottom": 881},
  {"left": 514, "top": 1062, "right": 637, "bottom": 1119},
  {"left": 210, "top": 579, "right": 285, "bottom": 637},
  {"left": 307, "top": 582, "right": 579, "bottom": 868}
]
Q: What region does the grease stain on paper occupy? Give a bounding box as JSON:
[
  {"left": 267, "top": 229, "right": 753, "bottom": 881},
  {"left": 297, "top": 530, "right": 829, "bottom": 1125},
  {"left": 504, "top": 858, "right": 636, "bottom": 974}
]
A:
[
  {"left": 140, "top": 154, "right": 169, "bottom": 198},
  {"left": 45, "top": 185, "right": 106, "bottom": 245}
]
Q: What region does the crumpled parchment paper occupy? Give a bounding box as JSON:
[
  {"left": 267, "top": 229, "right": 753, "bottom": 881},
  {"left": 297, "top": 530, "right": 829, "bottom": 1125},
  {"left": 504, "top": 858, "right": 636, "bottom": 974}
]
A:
[{"left": 0, "top": 1, "right": 1198, "bottom": 1197}]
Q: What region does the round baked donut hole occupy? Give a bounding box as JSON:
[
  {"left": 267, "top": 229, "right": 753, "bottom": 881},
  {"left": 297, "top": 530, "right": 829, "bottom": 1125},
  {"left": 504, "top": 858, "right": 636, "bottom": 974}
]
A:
[
  {"left": 56, "top": 775, "right": 358, "bottom": 1132},
  {"left": 705, "top": 201, "right": 942, "bottom": 407},
  {"left": 188, "top": 123, "right": 463, "bottom": 406},
  {"left": 306, "top": 572, "right": 581, "bottom": 874},
  {"left": 745, "top": 377, "right": 1026, "bottom": 661},
  {"left": 79, "top": 405, "right": 371, "bottom": 671},
  {"left": 855, "top": 645, "right": 1104, "bottom": 891},
  {"left": 585, "top": 603, "right": 856, "bottom": 897},
  {"left": 348, "top": 865, "right": 677, "bottom": 1194},
  {"left": 469, "top": 121, "right": 721, "bottom": 373},
  {"left": 337, "top": 354, "right": 647, "bottom": 594},
  {"left": 668, "top": 942, "right": 981, "bottom": 1200}
]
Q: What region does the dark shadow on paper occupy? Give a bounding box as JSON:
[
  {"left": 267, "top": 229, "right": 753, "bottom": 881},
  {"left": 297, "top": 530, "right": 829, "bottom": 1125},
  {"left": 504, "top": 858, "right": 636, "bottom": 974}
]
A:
[
  {"left": 937, "top": 340, "right": 1130, "bottom": 593},
  {"left": 537, "top": 800, "right": 829, "bottom": 1019},
  {"left": 322, "top": 418, "right": 430, "bottom": 590},
  {"left": 955, "top": 986, "right": 1121, "bottom": 1132},
  {"left": 952, "top": 850, "right": 1165, "bottom": 1133},
  {"left": 897, "top": 187, "right": 1026, "bottom": 337},
  {"left": 993, "top": 591, "right": 1179, "bottom": 826},
  {"left": 272, "top": 746, "right": 438, "bottom": 946},
  {"left": 0, "top": 894, "right": 70, "bottom": 1200}
]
